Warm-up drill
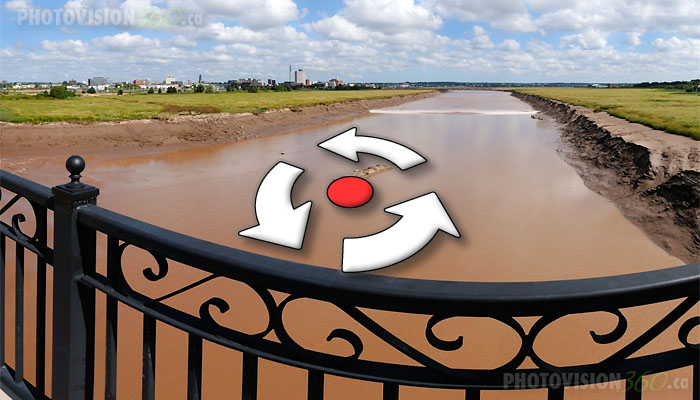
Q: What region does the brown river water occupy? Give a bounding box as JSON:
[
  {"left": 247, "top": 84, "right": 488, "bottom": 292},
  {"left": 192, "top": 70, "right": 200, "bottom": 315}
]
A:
[{"left": 1, "top": 91, "right": 695, "bottom": 399}]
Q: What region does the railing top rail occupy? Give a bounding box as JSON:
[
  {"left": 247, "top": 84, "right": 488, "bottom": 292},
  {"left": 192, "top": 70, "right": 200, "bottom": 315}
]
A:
[
  {"left": 77, "top": 203, "right": 699, "bottom": 316},
  {"left": 0, "top": 170, "right": 54, "bottom": 209}
]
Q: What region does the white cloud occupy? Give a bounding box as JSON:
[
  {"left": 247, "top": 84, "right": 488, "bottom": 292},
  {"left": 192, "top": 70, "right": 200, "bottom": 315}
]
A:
[
  {"left": 91, "top": 32, "right": 161, "bottom": 50},
  {"left": 426, "top": 0, "right": 536, "bottom": 32},
  {"left": 534, "top": 0, "right": 700, "bottom": 38},
  {"left": 342, "top": 0, "right": 442, "bottom": 33},
  {"left": 0, "top": 46, "right": 23, "bottom": 58},
  {"left": 4, "top": 0, "right": 32, "bottom": 11},
  {"left": 560, "top": 30, "right": 607, "bottom": 50},
  {"left": 196, "top": 22, "right": 265, "bottom": 43},
  {"left": 625, "top": 32, "right": 642, "bottom": 47},
  {"left": 119, "top": 0, "right": 155, "bottom": 12},
  {"left": 651, "top": 37, "right": 682, "bottom": 52},
  {"left": 651, "top": 36, "right": 700, "bottom": 56},
  {"left": 472, "top": 25, "right": 494, "bottom": 49},
  {"left": 424, "top": 1, "right": 700, "bottom": 37},
  {"left": 302, "top": 0, "right": 448, "bottom": 60},
  {"left": 170, "top": 0, "right": 300, "bottom": 29},
  {"left": 306, "top": 16, "right": 369, "bottom": 42},
  {"left": 168, "top": 35, "right": 197, "bottom": 48},
  {"left": 41, "top": 39, "right": 88, "bottom": 54},
  {"left": 62, "top": 0, "right": 88, "bottom": 12},
  {"left": 498, "top": 39, "right": 520, "bottom": 51}
]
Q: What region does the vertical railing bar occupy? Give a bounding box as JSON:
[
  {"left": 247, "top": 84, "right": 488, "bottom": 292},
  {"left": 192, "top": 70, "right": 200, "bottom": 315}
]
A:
[
  {"left": 186, "top": 333, "right": 202, "bottom": 400},
  {"left": 14, "top": 243, "right": 24, "bottom": 384},
  {"left": 0, "top": 233, "right": 5, "bottom": 367},
  {"left": 34, "top": 206, "right": 47, "bottom": 400},
  {"left": 382, "top": 383, "right": 399, "bottom": 400},
  {"left": 82, "top": 223, "right": 97, "bottom": 400},
  {"left": 625, "top": 377, "right": 642, "bottom": 400},
  {"left": 104, "top": 236, "right": 119, "bottom": 400},
  {"left": 307, "top": 370, "right": 324, "bottom": 400},
  {"left": 693, "top": 359, "right": 698, "bottom": 400},
  {"left": 464, "top": 388, "right": 480, "bottom": 400},
  {"left": 141, "top": 315, "right": 157, "bottom": 400},
  {"left": 241, "top": 353, "right": 258, "bottom": 400},
  {"left": 547, "top": 387, "right": 564, "bottom": 400}
]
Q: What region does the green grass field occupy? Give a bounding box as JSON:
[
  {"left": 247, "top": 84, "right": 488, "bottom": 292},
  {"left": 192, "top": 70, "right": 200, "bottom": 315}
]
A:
[
  {"left": 0, "top": 89, "right": 432, "bottom": 124},
  {"left": 514, "top": 88, "right": 700, "bottom": 140}
]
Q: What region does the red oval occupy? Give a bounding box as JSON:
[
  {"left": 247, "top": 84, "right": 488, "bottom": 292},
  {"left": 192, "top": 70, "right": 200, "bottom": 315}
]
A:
[{"left": 327, "top": 176, "right": 374, "bottom": 208}]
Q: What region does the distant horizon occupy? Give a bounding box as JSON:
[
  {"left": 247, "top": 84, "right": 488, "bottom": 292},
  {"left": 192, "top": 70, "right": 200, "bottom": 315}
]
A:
[
  {"left": 2, "top": 0, "right": 699, "bottom": 83},
  {"left": 4, "top": 79, "right": 698, "bottom": 85}
]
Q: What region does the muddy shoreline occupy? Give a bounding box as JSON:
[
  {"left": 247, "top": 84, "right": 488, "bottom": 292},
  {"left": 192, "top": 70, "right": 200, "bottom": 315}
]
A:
[
  {"left": 511, "top": 91, "right": 699, "bottom": 263},
  {"left": 0, "top": 92, "right": 437, "bottom": 158}
]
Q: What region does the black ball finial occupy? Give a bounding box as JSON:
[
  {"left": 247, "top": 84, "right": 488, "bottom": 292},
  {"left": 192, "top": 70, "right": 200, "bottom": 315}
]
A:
[{"left": 65, "top": 155, "right": 85, "bottom": 188}]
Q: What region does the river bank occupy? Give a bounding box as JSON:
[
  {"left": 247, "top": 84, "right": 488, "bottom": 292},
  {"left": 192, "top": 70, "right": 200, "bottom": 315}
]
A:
[
  {"left": 0, "top": 91, "right": 437, "bottom": 159},
  {"left": 511, "top": 91, "right": 699, "bottom": 263}
]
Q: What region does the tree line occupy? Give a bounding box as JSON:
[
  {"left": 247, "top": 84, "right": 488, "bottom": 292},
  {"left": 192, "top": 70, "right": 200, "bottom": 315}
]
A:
[{"left": 633, "top": 79, "right": 699, "bottom": 91}]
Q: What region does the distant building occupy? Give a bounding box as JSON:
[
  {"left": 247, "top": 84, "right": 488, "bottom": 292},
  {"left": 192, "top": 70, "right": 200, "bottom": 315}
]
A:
[
  {"left": 133, "top": 79, "right": 149, "bottom": 86},
  {"left": 305, "top": 79, "right": 310, "bottom": 86},
  {"left": 198, "top": 74, "right": 202, "bottom": 83},
  {"left": 328, "top": 78, "right": 344, "bottom": 88},
  {"left": 165, "top": 75, "right": 175, "bottom": 84},
  {"left": 398, "top": 82, "right": 410, "bottom": 88},
  {"left": 88, "top": 77, "right": 108, "bottom": 86},
  {"left": 294, "top": 69, "right": 306, "bottom": 85},
  {"left": 68, "top": 79, "right": 77, "bottom": 85},
  {"left": 268, "top": 79, "right": 276, "bottom": 86},
  {"left": 237, "top": 78, "right": 263, "bottom": 86}
]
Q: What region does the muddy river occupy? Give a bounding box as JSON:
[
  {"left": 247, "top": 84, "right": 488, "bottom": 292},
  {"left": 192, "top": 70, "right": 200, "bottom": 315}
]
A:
[{"left": 2, "top": 91, "right": 693, "bottom": 399}]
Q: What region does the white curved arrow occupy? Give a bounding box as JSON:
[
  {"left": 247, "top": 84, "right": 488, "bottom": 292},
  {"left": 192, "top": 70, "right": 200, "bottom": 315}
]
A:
[
  {"left": 239, "top": 162, "right": 312, "bottom": 249},
  {"left": 318, "top": 127, "right": 426, "bottom": 170},
  {"left": 342, "top": 192, "right": 460, "bottom": 272}
]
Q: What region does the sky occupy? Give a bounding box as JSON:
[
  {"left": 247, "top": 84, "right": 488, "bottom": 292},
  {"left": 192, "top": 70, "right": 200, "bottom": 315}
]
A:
[{"left": 1, "top": 0, "right": 699, "bottom": 83}]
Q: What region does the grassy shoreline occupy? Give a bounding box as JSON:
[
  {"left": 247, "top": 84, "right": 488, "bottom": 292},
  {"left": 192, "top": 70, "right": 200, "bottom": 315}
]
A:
[
  {"left": 514, "top": 88, "right": 699, "bottom": 140},
  {"left": 0, "top": 89, "right": 433, "bottom": 124}
]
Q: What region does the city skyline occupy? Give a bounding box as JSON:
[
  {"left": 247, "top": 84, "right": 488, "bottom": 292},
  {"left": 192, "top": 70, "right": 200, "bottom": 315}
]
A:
[{"left": 1, "top": 0, "right": 699, "bottom": 83}]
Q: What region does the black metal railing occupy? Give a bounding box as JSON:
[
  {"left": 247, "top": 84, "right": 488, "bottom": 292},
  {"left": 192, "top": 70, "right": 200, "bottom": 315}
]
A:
[
  {"left": 0, "top": 156, "right": 698, "bottom": 400},
  {"left": 0, "top": 169, "right": 53, "bottom": 400}
]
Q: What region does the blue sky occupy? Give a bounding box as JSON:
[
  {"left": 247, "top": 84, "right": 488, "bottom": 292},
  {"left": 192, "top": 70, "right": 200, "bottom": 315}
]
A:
[{"left": 1, "top": 0, "right": 699, "bottom": 83}]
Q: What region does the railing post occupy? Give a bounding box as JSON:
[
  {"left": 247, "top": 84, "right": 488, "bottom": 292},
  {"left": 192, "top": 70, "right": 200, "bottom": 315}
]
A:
[{"left": 51, "top": 156, "right": 99, "bottom": 400}]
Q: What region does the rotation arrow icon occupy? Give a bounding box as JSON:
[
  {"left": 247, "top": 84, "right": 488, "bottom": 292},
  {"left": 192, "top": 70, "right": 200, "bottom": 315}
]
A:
[
  {"left": 239, "top": 162, "right": 312, "bottom": 249},
  {"left": 318, "top": 127, "right": 426, "bottom": 170},
  {"left": 342, "top": 192, "right": 460, "bottom": 272}
]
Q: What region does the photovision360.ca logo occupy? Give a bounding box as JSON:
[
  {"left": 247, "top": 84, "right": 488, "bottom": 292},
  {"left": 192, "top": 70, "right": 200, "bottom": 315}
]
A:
[
  {"left": 16, "top": 7, "right": 204, "bottom": 28},
  {"left": 503, "top": 371, "right": 690, "bottom": 393}
]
